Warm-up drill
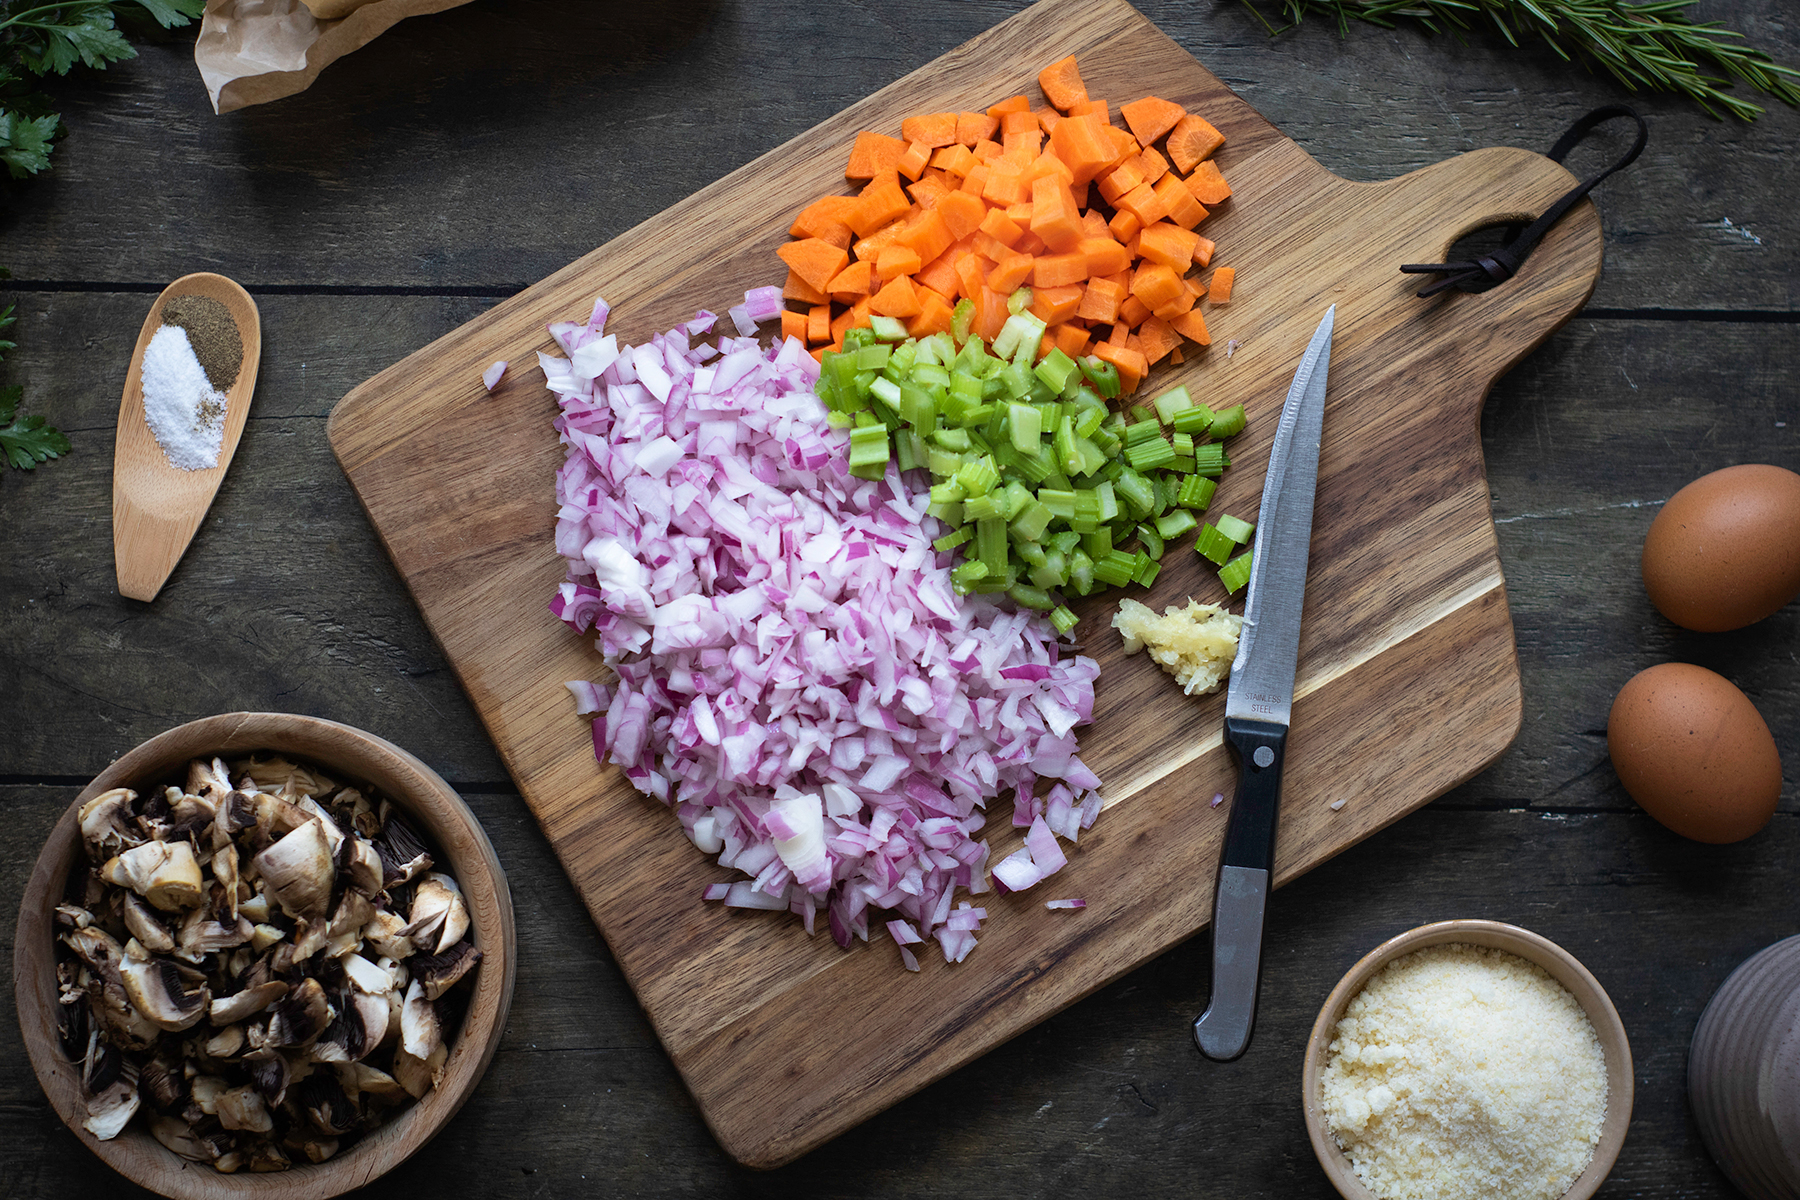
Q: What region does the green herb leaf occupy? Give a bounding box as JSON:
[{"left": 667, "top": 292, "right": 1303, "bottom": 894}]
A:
[
  {"left": 0, "top": 106, "right": 59, "bottom": 177},
  {"left": 0, "top": 383, "right": 72, "bottom": 469}
]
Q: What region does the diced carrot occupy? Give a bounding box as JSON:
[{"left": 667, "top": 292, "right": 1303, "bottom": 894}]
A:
[
  {"left": 1115, "top": 180, "right": 1168, "bottom": 226},
  {"left": 1015, "top": 230, "right": 1047, "bottom": 256},
  {"left": 1167, "top": 115, "right": 1225, "bottom": 173},
  {"left": 1208, "top": 265, "right": 1235, "bottom": 304},
  {"left": 1136, "top": 221, "right": 1202, "bottom": 271},
  {"left": 1052, "top": 321, "right": 1091, "bottom": 359},
  {"left": 1119, "top": 96, "right": 1186, "bottom": 146},
  {"left": 1152, "top": 287, "right": 1196, "bottom": 319},
  {"left": 1006, "top": 201, "right": 1036, "bottom": 225},
  {"left": 1029, "top": 283, "right": 1084, "bottom": 325},
  {"left": 908, "top": 289, "right": 956, "bottom": 337},
  {"left": 982, "top": 162, "right": 1029, "bottom": 207},
  {"left": 1066, "top": 98, "right": 1110, "bottom": 121},
  {"left": 1103, "top": 125, "right": 1141, "bottom": 167},
  {"left": 1048, "top": 112, "right": 1117, "bottom": 185},
  {"left": 972, "top": 138, "right": 1004, "bottom": 161},
  {"left": 1033, "top": 252, "right": 1089, "bottom": 290},
  {"left": 1077, "top": 277, "right": 1126, "bottom": 323},
  {"left": 1106, "top": 320, "right": 1129, "bottom": 346},
  {"left": 1078, "top": 209, "right": 1111, "bottom": 238},
  {"left": 1130, "top": 145, "right": 1173, "bottom": 183},
  {"left": 898, "top": 207, "right": 955, "bottom": 266},
  {"left": 869, "top": 274, "right": 922, "bottom": 319},
  {"left": 1156, "top": 174, "right": 1208, "bottom": 229},
  {"left": 955, "top": 253, "right": 996, "bottom": 301},
  {"left": 1001, "top": 129, "right": 1042, "bottom": 164},
  {"left": 987, "top": 251, "right": 1035, "bottom": 295},
  {"left": 1170, "top": 308, "right": 1212, "bottom": 345},
  {"left": 988, "top": 94, "right": 1031, "bottom": 117},
  {"left": 1078, "top": 235, "right": 1131, "bottom": 277},
  {"left": 978, "top": 206, "right": 1024, "bottom": 248},
  {"left": 790, "top": 215, "right": 852, "bottom": 249},
  {"left": 1092, "top": 341, "right": 1147, "bottom": 393},
  {"left": 852, "top": 218, "right": 907, "bottom": 264},
  {"left": 1036, "top": 108, "right": 1062, "bottom": 137},
  {"left": 935, "top": 191, "right": 987, "bottom": 241},
  {"left": 827, "top": 259, "right": 874, "bottom": 298},
  {"left": 783, "top": 268, "right": 828, "bottom": 306},
  {"left": 908, "top": 173, "right": 951, "bottom": 210},
  {"left": 876, "top": 242, "right": 923, "bottom": 282},
  {"left": 1184, "top": 159, "right": 1233, "bottom": 205},
  {"left": 1186, "top": 276, "right": 1207, "bottom": 301},
  {"left": 1024, "top": 150, "right": 1075, "bottom": 187},
  {"left": 789, "top": 195, "right": 859, "bottom": 243},
  {"left": 1097, "top": 159, "right": 1145, "bottom": 204},
  {"left": 1130, "top": 264, "right": 1188, "bottom": 309},
  {"left": 960, "top": 163, "right": 991, "bottom": 197},
  {"left": 1000, "top": 110, "right": 1040, "bottom": 136},
  {"left": 896, "top": 140, "right": 932, "bottom": 181},
  {"left": 1119, "top": 294, "right": 1152, "bottom": 328},
  {"left": 908, "top": 248, "right": 957, "bottom": 300},
  {"left": 809, "top": 347, "right": 827, "bottom": 364},
  {"left": 1038, "top": 55, "right": 1088, "bottom": 111},
  {"left": 930, "top": 143, "right": 978, "bottom": 178},
  {"left": 957, "top": 111, "right": 1001, "bottom": 146},
  {"left": 807, "top": 304, "right": 832, "bottom": 344},
  {"left": 846, "top": 131, "right": 908, "bottom": 179},
  {"left": 901, "top": 112, "right": 959, "bottom": 148},
  {"left": 848, "top": 177, "right": 912, "bottom": 237},
  {"left": 777, "top": 237, "right": 850, "bottom": 293},
  {"left": 831, "top": 304, "right": 857, "bottom": 342},
  {"left": 1136, "top": 315, "right": 1181, "bottom": 364},
  {"left": 972, "top": 230, "right": 1014, "bottom": 262},
  {"left": 1192, "top": 235, "right": 1216, "bottom": 268},
  {"left": 780, "top": 310, "right": 808, "bottom": 344},
  {"left": 1029, "top": 175, "right": 1083, "bottom": 253},
  {"left": 973, "top": 287, "right": 1010, "bottom": 342},
  {"left": 1108, "top": 208, "right": 1142, "bottom": 243}
]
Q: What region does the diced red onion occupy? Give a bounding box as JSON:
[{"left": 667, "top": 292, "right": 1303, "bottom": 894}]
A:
[
  {"left": 742, "top": 286, "right": 784, "bottom": 324},
  {"left": 482, "top": 360, "right": 507, "bottom": 391},
  {"left": 1211, "top": 792, "right": 1226, "bottom": 808},
  {"left": 1045, "top": 898, "right": 1086, "bottom": 910},
  {"left": 548, "top": 297, "right": 1102, "bottom": 966}
]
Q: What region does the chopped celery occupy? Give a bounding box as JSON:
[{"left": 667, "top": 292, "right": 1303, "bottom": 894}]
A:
[
  {"left": 1008, "top": 287, "right": 1033, "bottom": 315},
  {"left": 1008, "top": 582, "right": 1056, "bottom": 611},
  {"left": 1079, "top": 356, "right": 1121, "bottom": 399},
  {"left": 1215, "top": 513, "right": 1256, "bottom": 543},
  {"left": 1012, "top": 500, "right": 1054, "bottom": 542},
  {"left": 1172, "top": 404, "right": 1215, "bottom": 436},
  {"left": 855, "top": 343, "right": 892, "bottom": 371},
  {"left": 1008, "top": 402, "right": 1043, "bottom": 453},
  {"left": 975, "top": 517, "right": 1009, "bottom": 573},
  {"left": 1210, "top": 404, "right": 1247, "bottom": 438},
  {"left": 1050, "top": 605, "right": 1079, "bottom": 634},
  {"left": 1155, "top": 509, "right": 1199, "bottom": 540},
  {"left": 1034, "top": 348, "right": 1078, "bottom": 394},
  {"left": 1192, "top": 442, "right": 1228, "bottom": 477},
  {"left": 1125, "top": 437, "right": 1176, "bottom": 472},
  {"left": 934, "top": 527, "right": 972, "bottom": 552},
  {"left": 869, "top": 315, "right": 908, "bottom": 342},
  {"left": 951, "top": 559, "right": 990, "bottom": 590},
  {"left": 1195, "top": 523, "right": 1236, "bottom": 565},
  {"left": 1177, "top": 474, "right": 1217, "bottom": 510},
  {"left": 1219, "top": 550, "right": 1254, "bottom": 594},
  {"left": 1137, "top": 523, "right": 1165, "bottom": 559},
  {"left": 1123, "top": 419, "right": 1164, "bottom": 446},
  {"left": 1135, "top": 559, "right": 1161, "bottom": 588},
  {"left": 1093, "top": 551, "right": 1137, "bottom": 588},
  {"left": 951, "top": 299, "right": 975, "bottom": 344},
  {"left": 848, "top": 425, "right": 889, "bottom": 480},
  {"left": 1152, "top": 385, "right": 1195, "bottom": 422}
]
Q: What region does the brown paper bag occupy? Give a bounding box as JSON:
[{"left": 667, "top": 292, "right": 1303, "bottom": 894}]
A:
[{"left": 196, "top": 0, "right": 476, "bottom": 114}]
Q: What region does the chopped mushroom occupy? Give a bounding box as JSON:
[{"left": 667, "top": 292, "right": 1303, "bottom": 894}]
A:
[{"left": 54, "top": 753, "right": 481, "bottom": 1172}]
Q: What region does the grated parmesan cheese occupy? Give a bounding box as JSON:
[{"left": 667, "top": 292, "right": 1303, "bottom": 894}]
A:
[
  {"left": 1319, "top": 943, "right": 1607, "bottom": 1200},
  {"left": 1111, "top": 597, "right": 1242, "bottom": 696}
]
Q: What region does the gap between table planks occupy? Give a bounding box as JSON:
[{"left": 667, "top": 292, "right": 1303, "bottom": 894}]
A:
[{"left": 328, "top": 0, "right": 1603, "bottom": 1167}]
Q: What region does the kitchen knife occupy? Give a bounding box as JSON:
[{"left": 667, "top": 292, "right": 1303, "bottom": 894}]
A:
[{"left": 1193, "top": 305, "right": 1335, "bottom": 1062}]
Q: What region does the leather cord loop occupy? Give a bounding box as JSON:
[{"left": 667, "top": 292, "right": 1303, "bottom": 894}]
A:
[{"left": 1400, "top": 105, "right": 1648, "bottom": 298}]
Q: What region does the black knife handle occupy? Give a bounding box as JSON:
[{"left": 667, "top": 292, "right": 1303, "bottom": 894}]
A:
[{"left": 1220, "top": 717, "right": 1289, "bottom": 874}]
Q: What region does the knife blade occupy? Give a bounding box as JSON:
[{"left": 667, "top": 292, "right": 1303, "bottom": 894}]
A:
[{"left": 1193, "top": 305, "right": 1335, "bottom": 1062}]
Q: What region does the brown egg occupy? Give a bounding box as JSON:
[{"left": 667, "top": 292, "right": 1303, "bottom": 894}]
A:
[
  {"left": 1642, "top": 464, "right": 1800, "bottom": 631},
  {"left": 1608, "top": 663, "right": 1781, "bottom": 843}
]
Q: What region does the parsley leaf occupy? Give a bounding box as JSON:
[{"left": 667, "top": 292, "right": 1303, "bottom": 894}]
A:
[
  {"left": 0, "top": 106, "right": 58, "bottom": 177},
  {"left": 0, "top": 383, "right": 71, "bottom": 470}
]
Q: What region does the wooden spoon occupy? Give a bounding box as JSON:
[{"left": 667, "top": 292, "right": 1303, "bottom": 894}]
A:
[{"left": 112, "top": 273, "right": 261, "bottom": 602}]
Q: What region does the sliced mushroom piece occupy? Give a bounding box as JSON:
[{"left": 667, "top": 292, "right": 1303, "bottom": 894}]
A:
[
  {"left": 295, "top": 796, "right": 346, "bottom": 857},
  {"left": 374, "top": 815, "right": 432, "bottom": 888},
  {"left": 295, "top": 1074, "right": 359, "bottom": 1137},
  {"left": 343, "top": 837, "right": 384, "bottom": 897},
  {"left": 78, "top": 788, "right": 143, "bottom": 859},
  {"left": 212, "top": 789, "right": 260, "bottom": 852},
  {"left": 120, "top": 953, "right": 210, "bottom": 1032},
  {"left": 87, "top": 976, "right": 162, "bottom": 1052},
  {"left": 335, "top": 1061, "right": 409, "bottom": 1105},
  {"left": 82, "top": 1057, "right": 141, "bottom": 1140},
  {"left": 401, "top": 873, "right": 467, "bottom": 955},
  {"left": 411, "top": 940, "right": 483, "bottom": 1001},
  {"left": 187, "top": 756, "right": 234, "bottom": 801},
  {"left": 149, "top": 1113, "right": 213, "bottom": 1162},
  {"left": 101, "top": 840, "right": 206, "bottom": 912},
  {"left": 79, "top": 1028, "right": 122, "bottom": 1095},
  {"left": 243, "top": 1050, "right": 292, "bottom": 1107},
  {"left": 190, "top": 1074, "right": 229, "bottom": 1116},
  {"left": 204, "top": 1024, "right": 245, "bottom": 1058},
  {"left": 61, "top": 924, "right": 126, "bottom": 985},
  {"left": 208, "top": 979, "right": 288, "bottom": 1026},
  {"left": 120, "top": 891, "right": 176, "bottom": 955},
  {"left": 175, "top": 908, "right": 254, "bottom": 962},
  {"left": 296, "top": 1137, "right": 339, "bottom": 1165},
  {"left": 211, "top": 847, "right": 240, "bottom": 921},
  {"left": 237, "top": 889, "right": 271, "bottom": 923},
  {"left": 244, "top": 1139, "right": 290, "bottom": 1172},
  {"left": 248, "top": 923, "right": 285, "bottom": 953},
  {"left": 52, "top": 903, "right": 94, "bottom": 932},
  {"left": 215, "top": 1084, "right": 273, "bottom": 1134},
  {"left": 360, "top": 909, "right": 414, "bottom": 961},
  {"left": 393, "top": 1041, "right": 447, "bottom": 1100},
  {"left": 313, "top": 987, "right": 389, "bottom": 1064},
  {"left": 166, "top": 793, "right": 217, "bottom": 842},
  {"left": 290, "top": 917, "right": 330, "bottom": 963},
  {"left": 398, "top": 979, "right": 440, "bottom": 1062},
  {"left": 267, "top": 977, "right": 332, "bottom": 1048},
  {"left": 138, "top": 1051, "right": 188, "bottom": 1111},
  {"left": 252, "top": 821, "right": 335, "bottom": 923},
  {"left": 340, "top": 953, "right": 393, "bottom": 996}
]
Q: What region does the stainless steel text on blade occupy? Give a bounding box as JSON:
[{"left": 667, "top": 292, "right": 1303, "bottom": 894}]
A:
[{"left": 1224, "top": 306, "right": 1335, "bottom": 730}]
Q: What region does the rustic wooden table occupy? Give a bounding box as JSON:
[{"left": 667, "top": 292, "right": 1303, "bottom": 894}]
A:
[{"left": 3, "top": 1, "right": 1796, "bottom": 1196}]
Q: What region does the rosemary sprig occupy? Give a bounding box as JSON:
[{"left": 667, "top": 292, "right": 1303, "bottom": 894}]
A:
[{"left": 1246, "top": 0, "right": 1800, "bottom": 120}]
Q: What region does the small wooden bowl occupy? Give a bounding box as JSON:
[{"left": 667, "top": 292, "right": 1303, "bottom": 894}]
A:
[
  {"left": 1300, "top": 919, "right": 1633, "bottom": 1200},
  {"left": 14, "top": 713, "right": 517, "bottom": 1200}
]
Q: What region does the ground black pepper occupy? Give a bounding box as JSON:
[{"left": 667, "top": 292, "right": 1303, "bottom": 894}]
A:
[{"left": 162, "top": 295, "right": 242, "bottom": 392}]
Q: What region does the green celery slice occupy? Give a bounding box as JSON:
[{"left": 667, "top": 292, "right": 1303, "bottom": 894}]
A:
[
  {"left": 1210, "top": 403, "right": 1247, "bottom": 438},
  {"left": 1215, "top": 513, "right": 1256, "bottom": 543},
  {"left": 1195, "top": 523, "right": 1235, "bottom": 565},
  {"left": 1219, "top": 550, "right": 1253, "bottom": 594}
]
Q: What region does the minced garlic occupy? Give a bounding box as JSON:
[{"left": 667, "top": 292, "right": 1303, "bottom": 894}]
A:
[
  {"left": 1111, "top": 597, "right": 1242, "bottom": 696},
  {"left": 1319, "top": 943, "right": 1608, "bottom": 1200}
]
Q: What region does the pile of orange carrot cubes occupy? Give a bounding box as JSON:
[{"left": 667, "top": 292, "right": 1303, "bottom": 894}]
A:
[{"left": 774, "top": 54, "right": 1235, "bottom": 395}]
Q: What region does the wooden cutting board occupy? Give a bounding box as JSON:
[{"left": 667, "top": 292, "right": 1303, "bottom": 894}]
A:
[{"left": 328, "top": 0, "right": 1602, "bottom": 1168}]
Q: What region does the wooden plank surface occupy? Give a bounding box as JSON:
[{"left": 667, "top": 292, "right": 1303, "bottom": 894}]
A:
[
  {"left": 2, "top": 0, "right": 1797, "bottom": 1194},
  {"left": 326, "top": 0, "right": 1605, "bottom": 1165}
]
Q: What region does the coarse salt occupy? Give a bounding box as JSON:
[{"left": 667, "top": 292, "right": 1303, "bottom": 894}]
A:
[
  {"left": 1319, "top": 943, "right": 1607, "bottom": 1200},
  {"left": 140, "top": 324, "right": 227, "bottom": 470}
]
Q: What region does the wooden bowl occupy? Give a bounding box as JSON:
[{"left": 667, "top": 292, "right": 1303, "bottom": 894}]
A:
[
  {"left": 1300, "top": 919, "right": 1633, "bottom": 1200},
  {"left": 13, "top": 713, "right": 517, "bottom": 1200}
]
